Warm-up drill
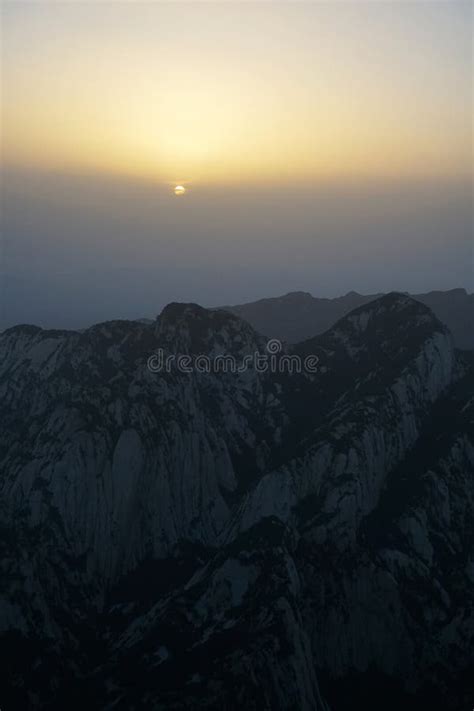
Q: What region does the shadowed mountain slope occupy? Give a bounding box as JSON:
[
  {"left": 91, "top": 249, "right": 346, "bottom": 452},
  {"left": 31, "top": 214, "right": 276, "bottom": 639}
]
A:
[{"left": 1, "top": 294, "right": 472, "bottom": 709}]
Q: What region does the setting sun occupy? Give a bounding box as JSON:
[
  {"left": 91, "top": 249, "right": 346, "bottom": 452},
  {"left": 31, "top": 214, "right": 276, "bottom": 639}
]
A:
[{"left": 0, "top": 2, "right": 472, "bottom": 707}]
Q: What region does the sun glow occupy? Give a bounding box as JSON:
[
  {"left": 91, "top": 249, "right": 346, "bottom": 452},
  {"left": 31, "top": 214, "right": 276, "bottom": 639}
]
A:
[
  {"left": 2, "top": 3, "right": 471, "bottom": 186},
  {"left": 174, "top": 185, "right": 186, "bottom": 196}
]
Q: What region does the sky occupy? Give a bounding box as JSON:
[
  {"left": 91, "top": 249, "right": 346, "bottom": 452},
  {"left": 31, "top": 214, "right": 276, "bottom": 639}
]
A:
[{"left": 1, "top": 1, "right": 473, "bottom": 328}]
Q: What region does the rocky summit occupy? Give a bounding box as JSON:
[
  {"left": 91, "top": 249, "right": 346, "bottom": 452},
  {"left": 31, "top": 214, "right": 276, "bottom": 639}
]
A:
[{"left": 1, "top": 293, "right": 473, "bottom": 710}]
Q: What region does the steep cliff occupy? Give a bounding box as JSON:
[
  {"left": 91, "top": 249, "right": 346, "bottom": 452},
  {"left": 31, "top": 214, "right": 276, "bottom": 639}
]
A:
[{"left": 0, "top": 294, "right": 472, "bottom": 709}]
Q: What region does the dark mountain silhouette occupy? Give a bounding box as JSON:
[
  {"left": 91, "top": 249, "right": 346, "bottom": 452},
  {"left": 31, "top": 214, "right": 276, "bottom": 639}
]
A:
[
  {"left": 1, "top": 294, "right": 473, "bottom": 709},
  {"left": 221, "top": 288, "right": 474, "bottom": 349}
]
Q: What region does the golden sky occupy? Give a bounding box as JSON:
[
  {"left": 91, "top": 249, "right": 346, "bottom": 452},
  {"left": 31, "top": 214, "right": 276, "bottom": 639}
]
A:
[{"left": 2, "top": 1, "right": 472, "bottom": 186}]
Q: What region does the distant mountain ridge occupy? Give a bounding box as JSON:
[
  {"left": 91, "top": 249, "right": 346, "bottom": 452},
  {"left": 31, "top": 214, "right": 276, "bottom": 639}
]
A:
[{"left": 221, "top": 288, "right": 474, "bottom": 350}]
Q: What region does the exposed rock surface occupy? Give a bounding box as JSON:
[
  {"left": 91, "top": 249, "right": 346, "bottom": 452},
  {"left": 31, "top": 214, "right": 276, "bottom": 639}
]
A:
[{"left": 0, "top": 294, "right": 472, "bottom": 709}]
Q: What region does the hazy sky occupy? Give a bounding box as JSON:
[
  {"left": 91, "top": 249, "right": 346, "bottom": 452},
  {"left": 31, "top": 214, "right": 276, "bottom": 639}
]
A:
[
  {"left": 1, "top": 1, "right": 472, "bottom": 328},
  {"left": 3, "top": 1, "right": 472, "bottom": 183}
]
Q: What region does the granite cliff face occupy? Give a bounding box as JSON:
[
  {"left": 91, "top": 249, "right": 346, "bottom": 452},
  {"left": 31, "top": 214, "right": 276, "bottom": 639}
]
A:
[{"left": 1, "top": 294, "right": 472, "bottom": 709}]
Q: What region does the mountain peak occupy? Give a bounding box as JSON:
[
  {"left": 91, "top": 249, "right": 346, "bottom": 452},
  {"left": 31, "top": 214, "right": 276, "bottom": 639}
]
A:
[
  {"left": 158, "top": 302, "right": 208, "bottom": 322},
  {"left": 281, "top": 291, "right": 314, "bottom": 301},
  {"left": 336, "top": 291, "right": 443, "bottom": 335},
  {"left": 156, "top": 301, "right": 264, "bottom": 355}
]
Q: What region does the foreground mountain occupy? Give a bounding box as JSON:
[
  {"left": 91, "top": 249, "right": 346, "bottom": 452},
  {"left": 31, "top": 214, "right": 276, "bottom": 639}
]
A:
[
  {"left": 0, "top": 294, "right": 473, "bottom": 709},
  {"left": 222, "top": 288, "right": 474, "bottom": 349}
]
